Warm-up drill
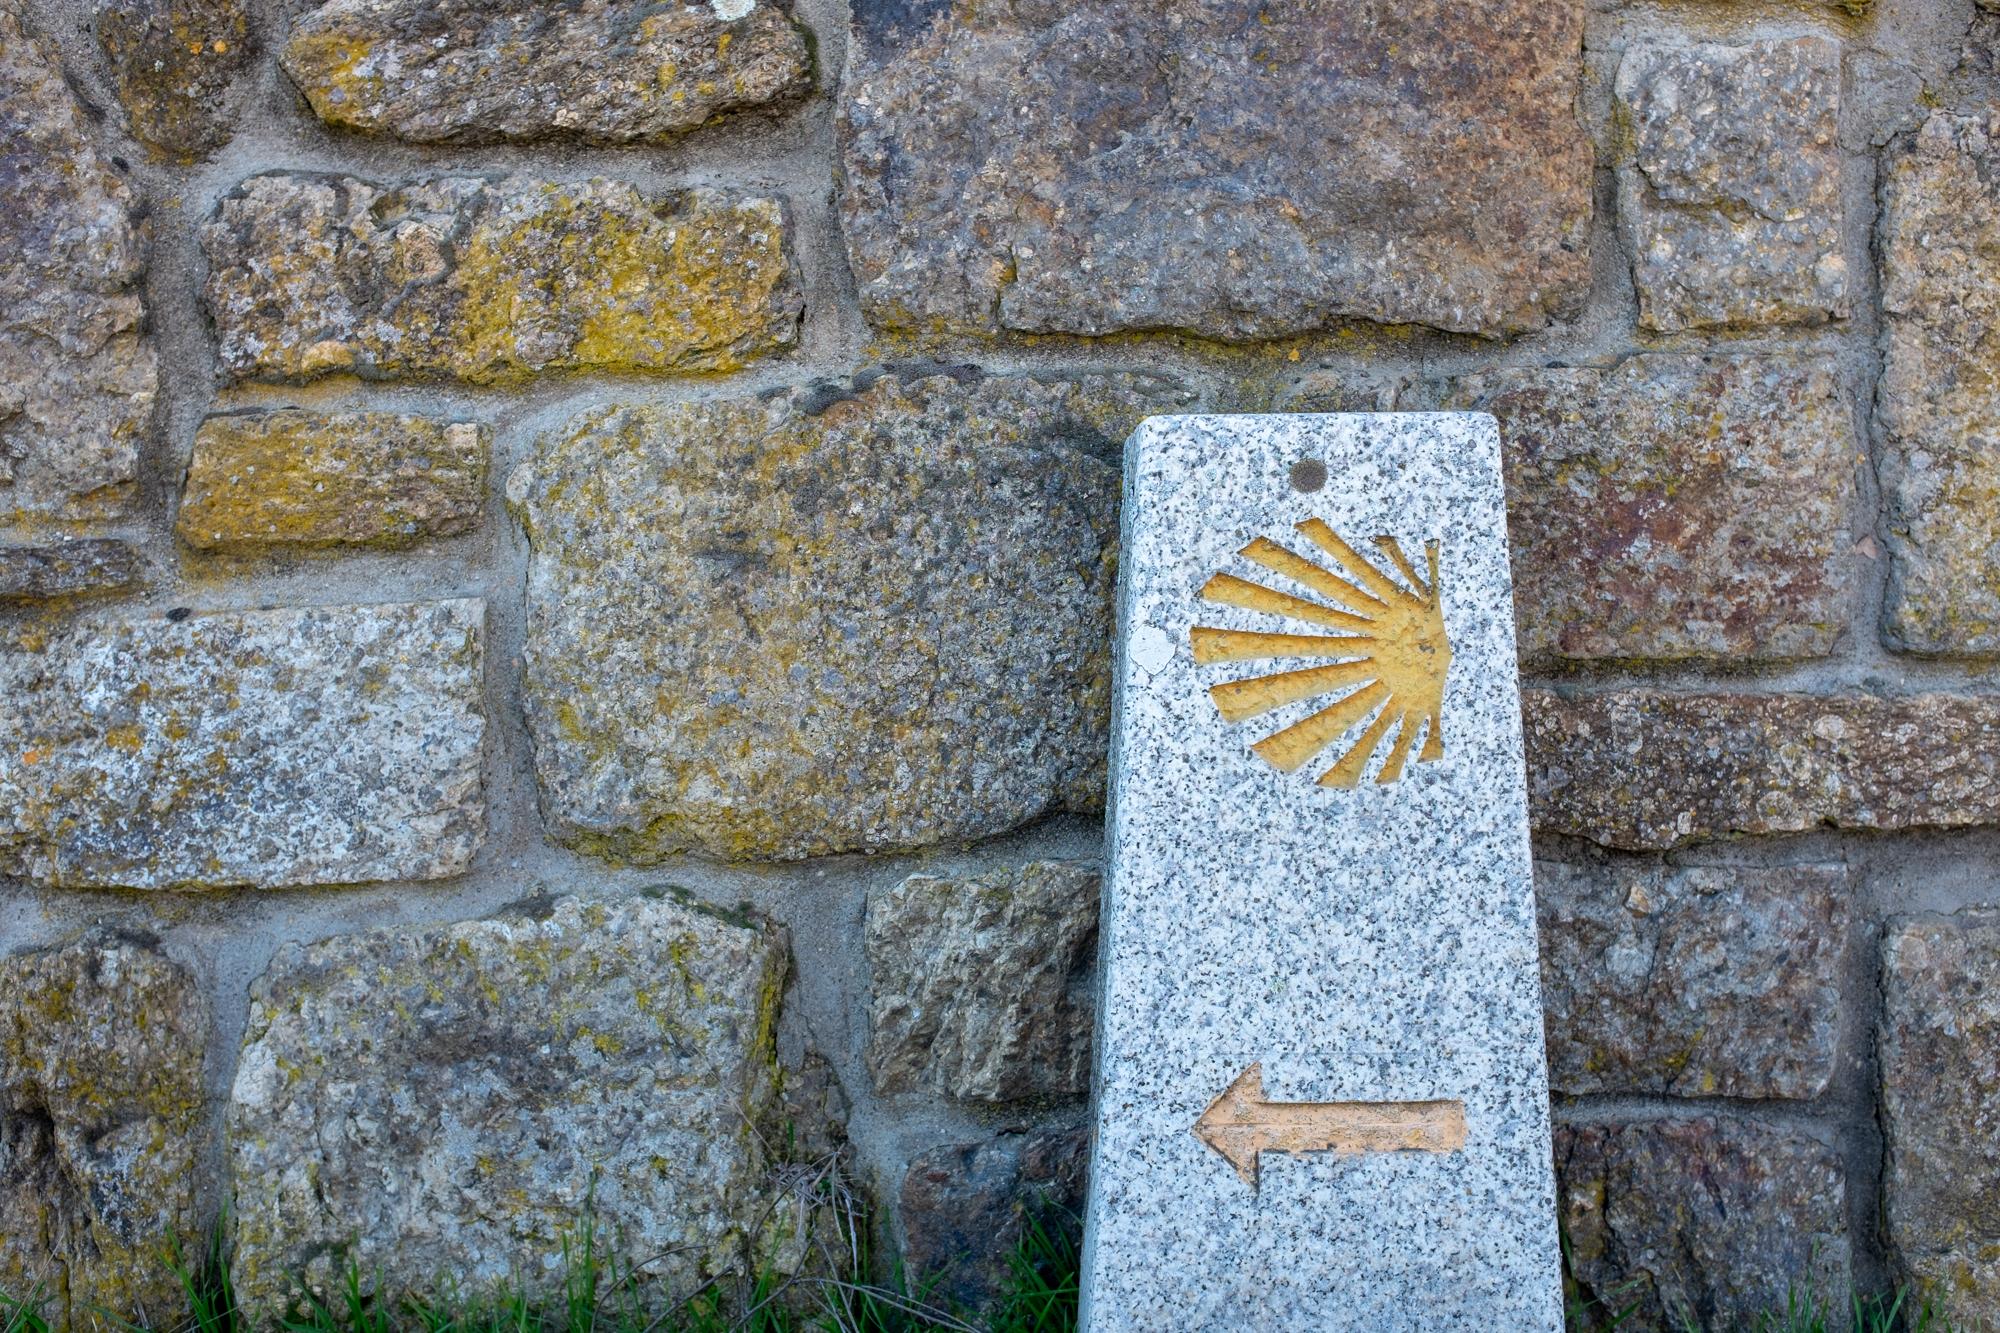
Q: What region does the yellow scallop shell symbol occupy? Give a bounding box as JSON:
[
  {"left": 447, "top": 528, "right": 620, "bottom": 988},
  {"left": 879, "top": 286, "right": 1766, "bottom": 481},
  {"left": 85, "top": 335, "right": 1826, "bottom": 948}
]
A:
[{"left": 1191, "top": 520, "right": 1451, "bottom": 787}]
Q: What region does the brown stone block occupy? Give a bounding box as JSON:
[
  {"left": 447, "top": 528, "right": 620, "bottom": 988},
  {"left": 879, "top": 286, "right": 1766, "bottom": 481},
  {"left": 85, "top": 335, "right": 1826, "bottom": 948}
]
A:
[
  {"left": 0, "top": 540, "right": 140, "bottom": 601},
  {"left": 1615, "top": 38, "right": 1847, "bottom": 333},
  {"left": 1558, "top": 1116, "right": 1848, "bottom": 1332},
  {"left": 1528, "top": 689, "right": 2000, "bottom": 850},
  {"left": 1537, "top": 861, "right": 1848, "bottom": 1098},
  {"left": 1879, "top": 111, "right": 2000, "bottom": 655},
  {"left": 1880, "top": 912, "right": 2000, "bottom": 1325},
  {"left": 839, "top": 0, "right": 1591, "bottom": 339},
  {"left": 898, "top": 1126, "right": 1088, "bottom": 1315},
  {"left": 1441, "top": 354, "right": 1854, "bottom": 667}
]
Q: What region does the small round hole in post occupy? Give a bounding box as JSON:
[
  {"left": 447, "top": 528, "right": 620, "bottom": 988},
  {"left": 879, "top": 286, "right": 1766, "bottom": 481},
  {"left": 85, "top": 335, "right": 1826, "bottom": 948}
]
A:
[{"left": 1289, "top": 458, "right": 1327, "bottom": 493}]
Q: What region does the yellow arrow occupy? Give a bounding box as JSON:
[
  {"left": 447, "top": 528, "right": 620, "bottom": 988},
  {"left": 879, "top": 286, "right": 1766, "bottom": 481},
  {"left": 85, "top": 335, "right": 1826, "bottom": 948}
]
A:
[{"left": 1192, "top": 1063, "right": 1467, "bottom": 1190}]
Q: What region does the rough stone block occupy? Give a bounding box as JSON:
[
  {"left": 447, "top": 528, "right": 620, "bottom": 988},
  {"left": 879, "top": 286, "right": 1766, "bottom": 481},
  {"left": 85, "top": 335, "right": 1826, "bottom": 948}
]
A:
[
  {"left": 282, "top": 0, "right": 811, "bottom": 144},
  {"left": 178, "top": 410, "right": 486, "bottom": 552},
  {"left": 227, "top": 891, "right": 793, "bottom": 1314},
  {"left": 1, "top": 0, "right": 158, "bottom": 522},
  {"left": 509, "top": 371, "right": 1188, "bottom": 862},
  {"left": 1536, "top": 861, "right": 1848, "bottom": 1098},
  {"left": 899, "top": 1127, "right": 1088, "bottom": 1314},
  {"left": 1558, "top": 1117, "right": 1849, "bottom": 1332},
  {"left": 1615, "top": 38, "right": 1847, "bottom": 332},
  {"left": 0, "top": 599, "right": 485, "bottom": 889},
  {"left": 1527, "top": 689, "right": 2000, "bottom": 850},
  {"left": 1440, "top": 354, "right": 1854, "bottom": 666},
  {"left": 865, "top": 861, "right": 1098, "bottom": 1104},
  {"left": 0, "top": 934, "right": 209, "bottom": 1332},
  {"left": 1880, "top": 912, "right": 2000, "bottom": 1325},
  {"left": 1878, "top": 111, "right": 2000, "bottom": 655},
  {"left": 203, "top": 175, "right": 800, "bottom": 384},
  {"left": 0, "top": 540, "right": 140, "bottom": 601},
  {"left": 839, "top": 0, "right": 1590, "bottom": 339},
  {"left": 96, "top": 0, "right": 254, "bottom": 160}
]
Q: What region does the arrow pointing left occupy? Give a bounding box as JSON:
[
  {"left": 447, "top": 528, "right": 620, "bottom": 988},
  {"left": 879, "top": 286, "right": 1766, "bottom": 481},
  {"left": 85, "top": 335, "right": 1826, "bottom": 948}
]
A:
[{"left": 1192, "top": 1063, "right": 1467, "bottom": 1190}]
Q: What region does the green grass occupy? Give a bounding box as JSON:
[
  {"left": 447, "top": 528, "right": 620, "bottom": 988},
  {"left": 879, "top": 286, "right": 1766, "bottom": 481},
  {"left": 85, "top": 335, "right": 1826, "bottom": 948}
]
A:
[
  {"left": 0, "top": 1205, "right": 1953, "bottom": 1333},
  {"left": 0, "top": 1188, "right": 1077, "bottom": 1333},
  {"left": 1715, "top": 1287, "right": 1952, "bottom": 1333}
]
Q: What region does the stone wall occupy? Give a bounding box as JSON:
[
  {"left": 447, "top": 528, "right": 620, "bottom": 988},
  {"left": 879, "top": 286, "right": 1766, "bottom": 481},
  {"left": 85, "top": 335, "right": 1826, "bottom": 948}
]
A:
[{"left": 3, "top": 0, "right": 1999, "bottom": 1327}]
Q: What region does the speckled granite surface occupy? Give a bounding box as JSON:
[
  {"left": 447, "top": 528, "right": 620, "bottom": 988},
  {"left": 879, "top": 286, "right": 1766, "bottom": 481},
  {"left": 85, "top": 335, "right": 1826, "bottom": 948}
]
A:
[{"left": 1081, "top": 414, "right": 1560, "bottom": 1330}]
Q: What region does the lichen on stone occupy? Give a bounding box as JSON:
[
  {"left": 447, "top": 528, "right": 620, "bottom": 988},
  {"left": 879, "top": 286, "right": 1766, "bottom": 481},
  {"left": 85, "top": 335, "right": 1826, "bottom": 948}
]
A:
[
  {"left": 0, "top": 0, "right": 157, "bottom": 523},
  {"left": 226, "top": 892, "right": 793, "bottom": 1316},
  {"left": 202, "top": 175, "right": 801, "bottom": 385},
  {"left": 0, "top": 934, "right": 209, "bottom": 1332},
  {"left": 0, "top": 599, "right": 486, "bottom": 889},
  {"left": 509, "top": 370, "right": 1192, "bottom": 862},
  {"left": 1878, "top": 110, "right": 2000, "bottom": 656},
  {"left": 281, "top": 0, "right": 812, "bottom": 145},
  {"left": 178, "top": 409, "right": 486, "bottom": 552},
  {"left": 96, "top": 0, "right": 254, "bottom": 161}
]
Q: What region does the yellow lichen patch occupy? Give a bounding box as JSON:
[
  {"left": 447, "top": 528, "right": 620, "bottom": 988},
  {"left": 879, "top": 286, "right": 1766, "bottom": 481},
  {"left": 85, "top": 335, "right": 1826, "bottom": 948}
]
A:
[
  {"left": 450, "top": 184, "right": 796, "bottom": 382},
  {"left": 177, "top": 410, "right": 484, "bottom": 554},
  {"left": 281, "top": 34, "right": 384, "bottom": 125}
]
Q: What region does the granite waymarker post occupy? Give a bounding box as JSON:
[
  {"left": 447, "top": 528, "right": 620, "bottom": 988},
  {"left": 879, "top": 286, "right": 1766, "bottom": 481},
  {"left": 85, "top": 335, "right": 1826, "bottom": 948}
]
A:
[{"left": 1082, "top": 414, "right": 1561, "bottom": 1329}]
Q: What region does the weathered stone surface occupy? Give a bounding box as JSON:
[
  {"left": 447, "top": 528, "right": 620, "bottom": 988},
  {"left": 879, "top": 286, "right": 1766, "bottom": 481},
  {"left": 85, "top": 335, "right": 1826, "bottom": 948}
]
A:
[
  {"left": 866, "top": 861, "right": 1097, "bottom": 1103},
  {"left": 178, "top": 410, "right": 486, "bottom": 552},
  {"left": 1558, "top": 1117, "right": 1849, "bottom": 1332},
  {"left": 0, "top": 599, "right": 484, "bottom": 889},
  {"left": 899, "top": 1126, "right": 1087, "bottom": 1314},
  {"left": 282, "top": 0, "right": 811, "bottom": 145},
  {"left": 1438, "top": 354, "right": 1854, "bottom": 666},
  {"left": 1087, "top": 414, "right": 1560, "bottom": 1327},
  {"left": 1280, "top": 373, "right": 1400, "bottom": 415},
  {"left": 839, "top": 0, "right": 1591, "bottom": 340},
  {"left": 97, "top": 0, "right": 254, "bottom": 160},
  {"left": 0, "top": 540, "right": 140, "bottom": 601},
  {"left": 1536, "top": 862, "right": 1848, "bottom": 1098},
  {"left": 1, "top": 0, "right": 158, "bottom": 522},
  {"left": 1527, "top": 690, "right": 2000, "bottom": 850},
  {"left": 228, "top": 891, "right": 791, "bottom": 1314},
  {"left": 1878, "top": 111, "right": 2000, "bottom": 655},
  {"left": 1615, "top": 38, "right": 1847, "bottom": 332},
  {"left": 1880, "top": 912, "right": 2000, "bottom": 1325},
  {"left": 0, "top": 934, "right": 208, "bottom": 1331},
  {"left": 510, "top": 371, "right": 1187, "bottom": 862},
  {"left": 203, "top": 175, "right": 799, "bottom": 384}
]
